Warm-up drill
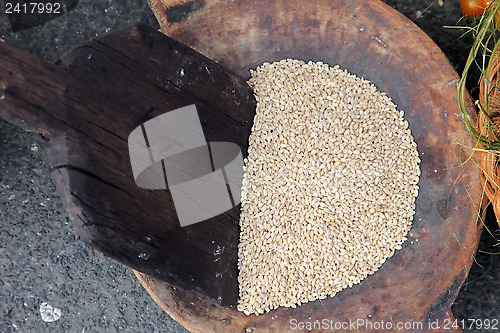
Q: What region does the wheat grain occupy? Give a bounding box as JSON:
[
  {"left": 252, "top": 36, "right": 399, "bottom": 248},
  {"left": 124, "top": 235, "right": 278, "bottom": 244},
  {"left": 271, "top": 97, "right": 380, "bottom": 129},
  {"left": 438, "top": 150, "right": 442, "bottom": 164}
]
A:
[{"left": 237, "top": 59, "right": 420, "bottom": 315}]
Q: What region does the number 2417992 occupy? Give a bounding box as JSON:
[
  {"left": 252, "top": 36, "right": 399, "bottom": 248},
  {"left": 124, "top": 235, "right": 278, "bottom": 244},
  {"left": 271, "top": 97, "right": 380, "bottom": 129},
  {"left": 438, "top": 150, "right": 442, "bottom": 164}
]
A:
[
  {"left": 5, "top": 2, "right": 61, "bottom": 14},
  {"left": 444, "top": 318, "right": 499, "bottom": 330}
]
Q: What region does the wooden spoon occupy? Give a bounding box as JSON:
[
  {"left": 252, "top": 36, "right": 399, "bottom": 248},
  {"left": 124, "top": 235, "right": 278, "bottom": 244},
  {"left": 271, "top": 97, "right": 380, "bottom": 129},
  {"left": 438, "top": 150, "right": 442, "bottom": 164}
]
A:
[{"left": 0, "top": 24, "right": 255, "bottom": 306}]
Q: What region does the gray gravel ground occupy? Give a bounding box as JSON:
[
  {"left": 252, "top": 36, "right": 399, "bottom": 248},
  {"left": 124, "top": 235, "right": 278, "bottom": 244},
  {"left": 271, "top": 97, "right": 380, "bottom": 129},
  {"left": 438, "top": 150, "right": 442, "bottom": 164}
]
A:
[{"left": 0, "top": 0, "right": 499, "bottom": 332}]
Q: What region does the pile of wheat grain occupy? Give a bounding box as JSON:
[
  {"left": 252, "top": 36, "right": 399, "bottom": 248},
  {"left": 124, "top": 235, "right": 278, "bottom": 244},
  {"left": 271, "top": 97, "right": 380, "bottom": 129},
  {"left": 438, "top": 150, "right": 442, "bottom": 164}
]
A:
[{"left": 237, "top": 59, "right": 420, "bottom": 315}]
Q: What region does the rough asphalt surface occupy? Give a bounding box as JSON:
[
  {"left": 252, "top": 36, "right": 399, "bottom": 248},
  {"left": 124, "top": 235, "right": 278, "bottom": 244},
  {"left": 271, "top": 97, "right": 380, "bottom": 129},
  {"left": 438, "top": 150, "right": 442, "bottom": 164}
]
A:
[{"left": 0, "top": 0, "right": 499, "bottom": 332}]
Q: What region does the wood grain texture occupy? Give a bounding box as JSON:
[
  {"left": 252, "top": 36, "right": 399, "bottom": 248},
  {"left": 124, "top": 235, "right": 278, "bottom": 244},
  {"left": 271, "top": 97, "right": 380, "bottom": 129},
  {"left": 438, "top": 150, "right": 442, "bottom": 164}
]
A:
[
  {"left": 134, "top": 0, "right": 481, "bottom": 331},
  {"left": 0, "top": 41, "right": 75, "bottom": 136},
  {"left": 0, "top": 25, "right": 255, "bottom": 305}
]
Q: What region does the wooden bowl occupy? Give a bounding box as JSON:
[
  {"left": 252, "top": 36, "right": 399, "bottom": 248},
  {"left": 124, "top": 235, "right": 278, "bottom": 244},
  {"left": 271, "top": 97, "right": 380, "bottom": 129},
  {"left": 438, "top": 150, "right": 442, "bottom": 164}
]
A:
[{"left": 138, "top": 0, "right": 483, "bottom": 332}]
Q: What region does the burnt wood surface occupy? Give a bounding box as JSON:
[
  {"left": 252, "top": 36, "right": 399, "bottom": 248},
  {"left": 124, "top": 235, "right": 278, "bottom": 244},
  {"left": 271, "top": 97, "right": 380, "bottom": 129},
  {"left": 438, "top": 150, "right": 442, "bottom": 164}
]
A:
[{"left": 0, "top": 24, "right": 255, "bottom": 305}]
